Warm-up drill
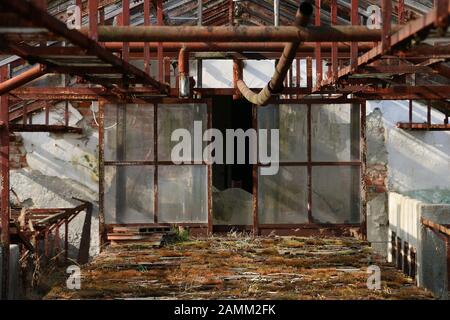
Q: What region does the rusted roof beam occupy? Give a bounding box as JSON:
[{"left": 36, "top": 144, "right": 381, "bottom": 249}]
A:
[
  {"left": 320, "top": 2, "right": 450, "bottom": 88},
  {"left": 0, "top": 0, "right": 169, "bottom": 93}
]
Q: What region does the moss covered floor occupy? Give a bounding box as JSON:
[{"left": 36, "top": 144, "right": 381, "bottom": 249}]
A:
[{"left": 45, "top": 235, "right": 433, "bottom": 300}]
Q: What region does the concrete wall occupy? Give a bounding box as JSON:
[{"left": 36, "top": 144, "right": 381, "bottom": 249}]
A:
[
  {"left": 367, "top": 101, "right": 450, "bottom": 200},
  {"left": 10, "top": 102, "right": 100, "bottom": 259},
  {"left": 0, "top": 245, "right": 20, "bottom": 300},
  {"left": 366, "top": 101, "right": 450, "bottom": 258},
  {"left": 388, "top": 192, "right": 450, "bottom": 299}
]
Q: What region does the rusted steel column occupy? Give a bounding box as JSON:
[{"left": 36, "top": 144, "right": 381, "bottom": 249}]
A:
[
  {"left": 0, "top": 65, "right": 47, "bottom": 95},
  {"left": 382, "top": 0, "right": 392, "bottom": 54},
  {"left": 88, "top": 0, "right": 98, "bottom": 41},
  {"left": 315, "top": 0, "right": 322, "bottom": 88},
  {"left": 144, "top": 0, "right": 151, "bottom": 75},
  {"left": 44, "top": 228, "right": 49, "bottom": 258},
  {"left": 157, "top": 0, "right": 164, "bottom": 83},
  {"left": 350, "top": 0, "right": 359, "bottom": 71},
  {"left": 178, "top": 47, "right": 190, "bottom": 98},
  {"left": 409, "top": 100, "right": 413, "bottom": 129},
  {"left": 435, "top": 0, "right": 450, "bottom": 30},
  {"left": 228, "top": 0, "right": 234, "bottom": 26},
  {"left": 197, "top": 0, "right": 203, "bottom": 90},
  {"left": 0, "top": 66, "right": 10, "bottom": 300},
  {"left": 99, "top": 6, "right": 105, "bottom": 25},
  {"left": 22, "top": 104, "right": 28, "bottom": 125},
  {"left": 55, "top": 226, "right": 60, "bottom": 263},
  {"left": 122, "top": 0, "right": 130, "bottom": 63},
  {"left": 306, "top": 57, "right": 313, "bottom": 89},
  {"left": 331, "top": 0, "right": 338, "bottom": 81},
  {"left": 398, "top": 0, "right": 405, "bottom": 24},
  {"left": 233, "top": 59, "right": 243, "bottom": 99},
  {"left": 98, "top": 100, "right": 106, "bottom": 248},
  {"left": 236, "top": 1, "right": 314, "bottom": 106}
]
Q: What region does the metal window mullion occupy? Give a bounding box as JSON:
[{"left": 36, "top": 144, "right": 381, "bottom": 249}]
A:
[{"left": 154, "top": 103, "right": 158, "bottom": 224}]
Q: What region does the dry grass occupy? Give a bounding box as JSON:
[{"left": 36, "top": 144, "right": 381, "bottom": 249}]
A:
[{"left": 44, "top": 235, "right": 434, "bottom": 300}]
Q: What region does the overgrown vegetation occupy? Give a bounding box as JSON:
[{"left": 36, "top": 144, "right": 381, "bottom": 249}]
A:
[
  {"left": 44, "top": 235, "right": 434, "bottom": 300},
  {"left": 173, "top": 227, "right": 190, "bottom": 242}
]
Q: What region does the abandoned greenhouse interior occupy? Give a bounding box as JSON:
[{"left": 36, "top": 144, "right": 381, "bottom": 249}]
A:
[{"left": 0, "top": 0, "right": 449, "bottom": 303}]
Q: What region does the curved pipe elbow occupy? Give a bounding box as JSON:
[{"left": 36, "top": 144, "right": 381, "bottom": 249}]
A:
[{"left": 236, "top": 1, "right": 313, "bottom": 106}]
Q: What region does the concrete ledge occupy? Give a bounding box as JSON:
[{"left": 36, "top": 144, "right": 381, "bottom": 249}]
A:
[
  {"left": 0, "top": 244, "right": 20, "bottom": 300},
  {"left": 388, "top": 192, "right": 450, "bottom": 299}
]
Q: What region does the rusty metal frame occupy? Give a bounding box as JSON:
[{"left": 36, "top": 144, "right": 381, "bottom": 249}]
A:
[
  {"left": 250, "top": 100, "right": 366, "bottom": 237},
  {"left": 10, "top": 201, "right": 91, "bottom": 265},
  {"left": 9, "top": 86, "right": 450, "bottom": 101},
  {"left": 320, "top": 2, "right": 450, "bottom": 88},
  {"left": 0, "top": 65, "right": 10, "bottom": 299},
  {"left": 0, "top": 0, "right": 168, "bottom": 92},
  {"left": 99, "top": 98, "right": 213, "bottom": 241}
]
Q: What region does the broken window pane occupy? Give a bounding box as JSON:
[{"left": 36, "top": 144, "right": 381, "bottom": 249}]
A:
[
  {"left": 258, "top": 104, "right": 308, "bottom": 162},
  {"left": 312, "top": 166, "right": 360, "bottom": 224},
  {"left": 104, "top": 165, "right": 154, "bottom": 224},
  {"left": 258, "top": 166, "right": 308, "bottom": 224},
  {"left": 104, "top": 104, "right": 154, "bottom": 161},
  {"left": 312, "top": 104, "right": 360, "bottom": 161},
  {"left": 157, "top": 103, "right": 207, "bottom": 162},
  {"left": 158, "top": 165, "right": 208, "bottom": 223}
]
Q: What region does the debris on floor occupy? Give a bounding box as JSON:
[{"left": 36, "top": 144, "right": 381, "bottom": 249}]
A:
[{"left": 45, "top": 235, "right": 433, "bottom": 300}]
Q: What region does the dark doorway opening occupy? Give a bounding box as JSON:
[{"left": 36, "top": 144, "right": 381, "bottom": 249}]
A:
[{"left": 212, "top": 96, "right": 253, "bottom": 193}]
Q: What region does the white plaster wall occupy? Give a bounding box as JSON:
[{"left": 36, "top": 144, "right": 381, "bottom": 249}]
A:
[
  {"left": 202, "top": 60, "right": 233, "bottom": 88},
  {"left": 367, "top": 100, "right": 450, "bottom": 197},
  {"left": 20, "top": 103, "right": 99, "bottom": 192},
  {"left": 243, "top": 60, "right": 275, "bottom": 88},
  {"left": 10, "top": 103, "right": 100, "bottom": 258}
]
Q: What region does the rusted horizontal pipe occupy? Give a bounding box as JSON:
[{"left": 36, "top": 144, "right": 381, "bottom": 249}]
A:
[
  {"left": 80, "top": 25, "right": 387, "bottom": 42},
  {"left": 237, "top": 1, "right": 313, "bottom": 106},
  {"left": 0, "top": 65, "right": 46, "bottom": 95},
  {"left": 103, "top": 41, "right": 374, "bottom": 52}
]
